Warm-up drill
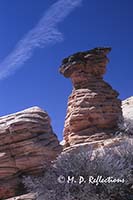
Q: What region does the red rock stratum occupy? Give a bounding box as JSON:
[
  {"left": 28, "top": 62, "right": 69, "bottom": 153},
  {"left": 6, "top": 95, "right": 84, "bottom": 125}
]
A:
[
  {"left": 60, "top": 47, "right": 122, "bottom": 148},
  {"left": 0, "top": 106, "right": 61, "bottom": 199}
]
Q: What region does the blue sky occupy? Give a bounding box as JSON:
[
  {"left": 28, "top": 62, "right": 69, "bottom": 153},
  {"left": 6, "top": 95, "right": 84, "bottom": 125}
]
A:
[{"left": 0, "top": 0, "right": 132, "bottom": 141}]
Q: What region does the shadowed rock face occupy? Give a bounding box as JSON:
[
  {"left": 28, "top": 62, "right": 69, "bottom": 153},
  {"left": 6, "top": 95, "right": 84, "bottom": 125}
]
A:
[
  {"left": 60, "top": 47, "right": 122, "bottom": 148},
  {"left": 0, "top": 107, "right": 62, "bottom": 199}
]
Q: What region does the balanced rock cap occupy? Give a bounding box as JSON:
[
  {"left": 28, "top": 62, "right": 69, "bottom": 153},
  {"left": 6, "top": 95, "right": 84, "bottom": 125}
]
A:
[{"left": 59, "top": 47, "right": 111, "bottom": 78}]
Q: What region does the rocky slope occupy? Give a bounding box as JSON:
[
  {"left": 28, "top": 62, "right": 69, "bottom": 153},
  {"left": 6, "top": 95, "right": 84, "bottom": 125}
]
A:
[
  {"left": 5, "top": 96, "right": 133, "bottom": 200},
  {"left": 0, "top": 106, "right": 61, "bottom": 199},
  {"left": 60, "top": 47, "right": 122, "bottom": 148}
]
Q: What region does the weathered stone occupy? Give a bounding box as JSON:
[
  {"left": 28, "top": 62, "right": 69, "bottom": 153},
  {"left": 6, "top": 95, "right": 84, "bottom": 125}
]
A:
[
  {"left": 122, "top": 96, "right": 133, "bottom": 134},
  {"left": 6, "top": 193, "right": 36, "bottom": 200},
  {"left": 0, "top": 107, "right": 62, "bottom": 199},
  {"left": 60, "top": 47, "right": 122, "bottom": 148},
  {"left": 122, "top": 96, "right": 133, "bottom": 121}
]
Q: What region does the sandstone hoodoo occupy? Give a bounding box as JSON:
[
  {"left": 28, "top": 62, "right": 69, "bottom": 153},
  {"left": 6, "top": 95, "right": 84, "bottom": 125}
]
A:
[
  {"left": 60, "top": 47, "right": 122, "bottom": 148},
  {"left": 0, "top": 106, "right": 61, "bottom": 199}
]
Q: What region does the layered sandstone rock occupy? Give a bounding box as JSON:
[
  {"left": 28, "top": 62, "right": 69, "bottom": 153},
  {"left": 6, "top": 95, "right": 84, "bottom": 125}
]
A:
[
  {"left": 0, "top": 107, "right": 61, "bottom": 199},
  {"left": 60, "top": 47, "right": 122, "bottom": 148}
]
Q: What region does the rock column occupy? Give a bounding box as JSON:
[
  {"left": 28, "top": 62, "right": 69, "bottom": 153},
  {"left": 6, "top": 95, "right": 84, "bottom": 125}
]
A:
[{"left": 60, "top": 47, "right": 122, "bottom": 147}]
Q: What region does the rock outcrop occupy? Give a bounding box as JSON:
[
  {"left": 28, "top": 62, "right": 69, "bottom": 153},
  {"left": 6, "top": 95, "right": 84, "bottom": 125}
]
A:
[
  {"left": 122, "top": 96, "right": 133, "bottom": 121},
  {"left": 60, "top": 47, "right": 122, "bottom": 148},
  {"left": 122, "top": 96, "right": 133, "bottom": 134},
  {"left": 0, "top": 107, "right": 61, "bottom": 199}
]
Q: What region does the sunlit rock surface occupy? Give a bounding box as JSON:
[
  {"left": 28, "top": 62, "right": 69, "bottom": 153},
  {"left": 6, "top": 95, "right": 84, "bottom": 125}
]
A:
[
  {"left": 0, "top": 107, "right": 61, "bottom": 199},
  {"left": 60, "top": 47, "right": 122, "bottom": 148},
  {"left": 122, "top": 96, "right": 133, "bottom": 121},
  {"left": 6, "top": 193, "right": 36, "bottom": 200}
]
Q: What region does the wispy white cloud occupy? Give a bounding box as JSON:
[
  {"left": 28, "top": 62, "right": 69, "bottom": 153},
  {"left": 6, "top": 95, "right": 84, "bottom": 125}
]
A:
[{"left": 0, "top": 0, "right": 82, "bottom": 80}]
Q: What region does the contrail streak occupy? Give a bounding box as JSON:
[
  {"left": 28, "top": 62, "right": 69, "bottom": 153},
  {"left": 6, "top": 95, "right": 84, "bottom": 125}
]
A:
[{"left": 0, "top": 0, "right": 82, "bottom": 80}]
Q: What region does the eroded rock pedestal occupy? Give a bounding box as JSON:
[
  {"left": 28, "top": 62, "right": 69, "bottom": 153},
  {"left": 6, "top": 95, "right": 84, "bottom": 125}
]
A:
[
  {"left": 0, "top": 107, "right": 61, "bottom": 199},
  {"left": 60, "top": 47, "right": 122, "bottom": 148}
]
